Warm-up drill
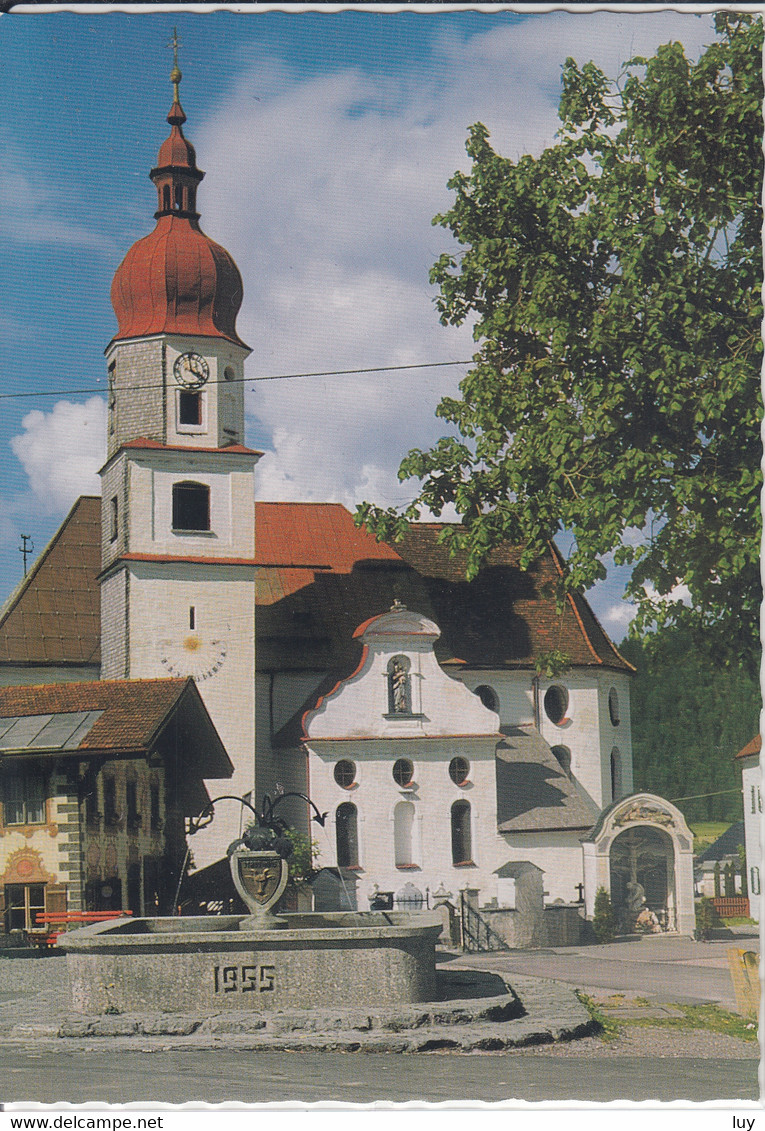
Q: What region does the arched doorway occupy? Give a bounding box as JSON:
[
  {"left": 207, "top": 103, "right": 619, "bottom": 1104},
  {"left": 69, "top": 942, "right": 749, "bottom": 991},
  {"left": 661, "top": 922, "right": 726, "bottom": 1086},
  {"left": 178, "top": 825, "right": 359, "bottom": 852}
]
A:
[{"left": 609, "top": 825, "right": 676, "bottom": 932}]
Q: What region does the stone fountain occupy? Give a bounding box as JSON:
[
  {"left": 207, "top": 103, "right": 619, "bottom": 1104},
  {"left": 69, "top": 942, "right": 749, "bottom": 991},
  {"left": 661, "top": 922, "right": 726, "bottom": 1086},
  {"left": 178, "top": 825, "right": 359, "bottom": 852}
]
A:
[{"left": 61, "top": 793, "right": 442, "bottom": 1015}]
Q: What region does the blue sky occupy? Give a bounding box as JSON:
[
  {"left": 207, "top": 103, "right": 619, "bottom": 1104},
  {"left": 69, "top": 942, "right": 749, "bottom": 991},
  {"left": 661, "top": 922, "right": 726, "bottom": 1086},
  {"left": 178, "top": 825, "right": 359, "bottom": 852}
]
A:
[{"left": 0, "top": 7, "right": 716, "bottom": 633}]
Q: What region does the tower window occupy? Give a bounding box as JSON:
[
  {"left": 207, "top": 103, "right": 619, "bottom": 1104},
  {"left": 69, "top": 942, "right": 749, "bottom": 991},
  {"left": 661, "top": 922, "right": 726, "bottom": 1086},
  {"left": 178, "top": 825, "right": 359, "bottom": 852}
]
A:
[
  {"left": 189, "top": 606, "right": 196, "bottom": 631},
  {"left": 178, "top": 391, "right": 202, "bottom": 426},
  {"left": 174, "top": 184, "right": 183, "bottom": 210},
  {"left": 110, "top": 496, "right": 118, "bottom": 543},
  {"left": 162, "top": 185, "right": 171, "bottom": 211},
  {"left": 224, "top": 366, "right": 235, "bottom": 382},
  {"left": 608, "top": 688, "right": 620, "bottom": 727},
  {"left": 172, "top": 482, "right": 210, "bottom": 532},
  {"left": 108, "top": 362, "right": 116, "bottom": 435},
  {"left": 610, "top": 747, "right": 623, "bottom": 801},
  {"left": 451, "top": 800, "right": 472, "bottom": 866}
]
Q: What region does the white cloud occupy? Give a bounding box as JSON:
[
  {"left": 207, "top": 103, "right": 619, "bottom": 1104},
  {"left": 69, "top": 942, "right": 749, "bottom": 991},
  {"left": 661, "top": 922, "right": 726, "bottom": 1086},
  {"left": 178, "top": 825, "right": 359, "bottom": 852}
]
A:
[
  {"left": 10, "top": 398, "right": 107, "bottom": 514},
  {"left": 643, "top": 581, "right": 693, "bottom": 607},
  {"left": 194, "top": 11, "right": 714, "bottom": 512}
]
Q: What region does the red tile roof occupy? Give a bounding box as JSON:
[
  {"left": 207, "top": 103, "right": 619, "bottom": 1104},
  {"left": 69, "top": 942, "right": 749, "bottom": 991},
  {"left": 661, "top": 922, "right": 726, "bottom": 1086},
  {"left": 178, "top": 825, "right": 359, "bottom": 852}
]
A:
[
  {"left": 0, "top": 498, "right": 631, "bottom": 675},
  {"left": 736, "top": 734, "right": 761, "bottom": 760},
  {"left": 0, "top": 497, "right": 101, "bottom": 667},
  {"left": 120, "top": 438, "right": 262, "bottom": 457},
  {"left": 254, "top": 502, "right": 402, "bottom": 571}
]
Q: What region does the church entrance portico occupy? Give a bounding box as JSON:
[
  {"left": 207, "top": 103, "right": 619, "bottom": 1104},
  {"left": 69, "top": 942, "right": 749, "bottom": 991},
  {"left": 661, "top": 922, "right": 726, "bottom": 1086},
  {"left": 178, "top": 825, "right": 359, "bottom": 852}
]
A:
[{"left": 582, "top": 793, "right": 696, "bottom": 936}]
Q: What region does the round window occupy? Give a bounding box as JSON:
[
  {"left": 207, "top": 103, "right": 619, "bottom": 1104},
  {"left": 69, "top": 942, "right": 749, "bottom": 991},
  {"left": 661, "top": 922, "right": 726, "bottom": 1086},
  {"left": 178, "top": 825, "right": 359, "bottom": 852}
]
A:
[
  {"left": 544, "top": 685, "right": 568, "bottom": 725},
  {"left": 449, "top": 756, "right": 470, "bottom": 785},
  {"left": 392, "top": 758, "right": 414, "bottom": 787},
  {"left": 224, "top": 366, "right": 236, "bottom": 382},
  {"left": 475, "top": 685, "right": 499, "bottom": 712},
  {"left": 333, "top": 760, "right": 356, "bottom": 789},
  {"left": 608, "top": 688, "right": 620, "bottom": 727}
]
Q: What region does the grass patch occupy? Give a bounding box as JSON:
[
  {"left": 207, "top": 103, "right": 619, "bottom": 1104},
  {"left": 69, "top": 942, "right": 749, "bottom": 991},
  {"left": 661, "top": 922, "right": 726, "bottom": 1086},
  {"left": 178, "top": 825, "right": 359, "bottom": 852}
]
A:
[
  {"left": 575, "top": 990, "right": 622, "bottom": 1042},
  {"left": 688, "top": 820, "right": 731, "bottom": 855},
  {"left": 619, "top": 1002, "right": 757, "bottom": 1043}
]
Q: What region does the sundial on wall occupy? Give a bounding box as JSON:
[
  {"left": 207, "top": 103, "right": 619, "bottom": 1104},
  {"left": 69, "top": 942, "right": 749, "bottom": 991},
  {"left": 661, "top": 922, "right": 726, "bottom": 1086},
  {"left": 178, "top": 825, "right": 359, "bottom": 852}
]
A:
[{"left": 158, "top": 632, "right": 228, "bottom": 682}]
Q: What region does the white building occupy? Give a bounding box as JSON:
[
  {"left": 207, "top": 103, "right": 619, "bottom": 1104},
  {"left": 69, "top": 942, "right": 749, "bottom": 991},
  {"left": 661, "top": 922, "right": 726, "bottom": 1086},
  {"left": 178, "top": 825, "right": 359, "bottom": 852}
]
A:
[
  {"left": 736, "top": 735, "right": 762, "bottom": 921},
  {"left": 0, "top": 74, "right": 696, "bottom": 936}
]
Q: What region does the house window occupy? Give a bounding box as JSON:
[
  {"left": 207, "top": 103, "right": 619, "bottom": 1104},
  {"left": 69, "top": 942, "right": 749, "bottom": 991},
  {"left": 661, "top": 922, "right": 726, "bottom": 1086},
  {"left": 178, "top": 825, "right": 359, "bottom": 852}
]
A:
[
  {"left": 551, "top": 745, "right": 571, "bottom": 776},
  {"left": 449, "top": 757, "right": 470, "bottom": 785},
  {"left": 103, "top": 776, "right": 119, "bottom": 826},
  {"left": 126, "top": 781, "right": 141, "bottom": 830},
  {"left": 394, "top": 801, "right": 415, "bottom": 868},
  {"left": 392, "top": 759, "right": 414, "bottom": 788},
  {"left": 336, "top": 802, "right": 359, "bottom": 868},
  {"left": 474, "top": 685, "right": 499, "bottom": 713},
  {"left": 387, "top": 655, "right": 411, "bottom": 715},
  {"left": 4, "top": 883, "right": 46, "bottom": 933},
  {"left": 451, "top": 800, "right": 472, "bottom": 865},
  {"left": 333, "top": 760, "right": 356, "bottom": 789},
  {"left": 172, "top": 482, "right": 210, "bottom": 532},
  {"left": 110, "top": 496, "right": 118, "bottom": 543},
  {"left": 2, "top": 772, "right": 46, "bottom": 826},
  {"left": 150, "top": 783, "right": 161, "bottom": 831},
  {"left": 608, "top": 688, "right": 620, "bottom": 726},
  {"left": 610, "top": 747, "right": 623, "bottom": 801},
  {"left": 544, "top": 685, "right": 568, "bottom": 725}
]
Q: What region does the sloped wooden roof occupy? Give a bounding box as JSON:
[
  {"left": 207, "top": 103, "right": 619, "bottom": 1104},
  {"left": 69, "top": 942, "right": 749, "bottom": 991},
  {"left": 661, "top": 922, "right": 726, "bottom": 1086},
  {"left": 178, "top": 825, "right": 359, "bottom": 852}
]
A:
[{"left": 0, "top": 497, "right": 101, "bottom": 666}]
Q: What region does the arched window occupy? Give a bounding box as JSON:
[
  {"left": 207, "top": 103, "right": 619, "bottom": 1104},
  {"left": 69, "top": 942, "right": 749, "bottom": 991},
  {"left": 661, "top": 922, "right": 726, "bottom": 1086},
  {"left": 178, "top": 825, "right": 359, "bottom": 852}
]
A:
[
  {"left": 608, "top": 688, "right": 620, "bottom": 726},
  {"left": 451, "top": 800, "right": 472, "bottom": 865},
  {"left": 394, "top": 801, "right": 415, "bottom": 867},
  {"left": 174, "top": 183, "right": 183, "bottom": 210},
  {"left": 172, "top": 482, "right": 210, "bottom": 532},
  {"left": 474, "top": 685, "right": 499, "bottom": 713},
  {"left": 336, "top": 802, "right": 358, "bottom": 868},
  {"left": 387, "top": 655, "right": 411, "bottom": 715},
  {"left": 162, "top": 185, "right": 171, "bottom": 211},
  {"left": 544, "top": 685, "right": 568, "bottom": 725},
  {"left": 610, "top": 747, "right": 623, "bottom": 801},
  {"left": 551, "top": 745, "right": 571, "bottom": 776}
]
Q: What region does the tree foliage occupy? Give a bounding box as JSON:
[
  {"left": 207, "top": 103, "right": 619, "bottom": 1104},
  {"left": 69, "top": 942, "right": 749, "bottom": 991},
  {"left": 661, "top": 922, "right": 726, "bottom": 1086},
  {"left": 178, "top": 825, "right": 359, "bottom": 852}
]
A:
[
  {"left": 620, "top": 625, "right": 758, "bottom": 823},
  {"left": 358, "top": 15, "right": 762, "bottom": 670}
]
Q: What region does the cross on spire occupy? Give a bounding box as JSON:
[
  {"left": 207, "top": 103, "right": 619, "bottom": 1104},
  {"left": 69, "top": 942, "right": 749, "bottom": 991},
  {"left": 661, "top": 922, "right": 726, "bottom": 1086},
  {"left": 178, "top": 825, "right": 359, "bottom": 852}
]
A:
[{"left": 168, "top": 26, "right": 182, "bottom": 100}]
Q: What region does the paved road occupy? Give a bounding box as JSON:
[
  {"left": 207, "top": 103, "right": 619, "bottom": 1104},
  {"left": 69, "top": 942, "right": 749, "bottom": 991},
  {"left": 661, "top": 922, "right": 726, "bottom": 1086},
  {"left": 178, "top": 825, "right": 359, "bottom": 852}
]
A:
[
  {"left": 1, "top": 1049, "right": 759, "bottom": 1104},
  {"left": 448, "top": 932, "right": 757, "bottom": 1009}
]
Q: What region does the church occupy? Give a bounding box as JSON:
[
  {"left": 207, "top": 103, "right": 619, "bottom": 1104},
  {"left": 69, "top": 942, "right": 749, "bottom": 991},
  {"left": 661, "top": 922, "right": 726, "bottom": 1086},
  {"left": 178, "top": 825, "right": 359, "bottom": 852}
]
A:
[{"left": 0, "top": 66, "right": 697, "bottom": 939}]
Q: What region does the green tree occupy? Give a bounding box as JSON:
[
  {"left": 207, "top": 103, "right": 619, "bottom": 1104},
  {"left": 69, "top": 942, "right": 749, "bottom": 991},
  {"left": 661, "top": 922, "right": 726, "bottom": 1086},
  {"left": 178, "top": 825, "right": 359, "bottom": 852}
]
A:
[
  {"left": 620, "top": 625, "right": 757, "bottom": 823},
  {"left": 592, "top": 887, "right": 616, "bottom": 943},
  {"left": 359, "top": 14, "right": 762, "bottom": 671}
]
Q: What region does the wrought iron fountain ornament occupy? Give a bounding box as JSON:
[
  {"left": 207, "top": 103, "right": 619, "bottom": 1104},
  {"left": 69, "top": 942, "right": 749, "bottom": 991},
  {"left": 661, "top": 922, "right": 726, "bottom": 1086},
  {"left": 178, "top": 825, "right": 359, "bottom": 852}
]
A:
[{"left": 187, "top": 791, "right": 327, "bottom": 929}]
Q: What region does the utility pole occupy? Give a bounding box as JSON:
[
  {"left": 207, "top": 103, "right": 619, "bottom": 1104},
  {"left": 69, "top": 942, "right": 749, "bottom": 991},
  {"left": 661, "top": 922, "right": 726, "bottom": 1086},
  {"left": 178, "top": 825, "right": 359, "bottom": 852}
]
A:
[{"left": 18, "top": 534, "right": 34, "bottom": 577}]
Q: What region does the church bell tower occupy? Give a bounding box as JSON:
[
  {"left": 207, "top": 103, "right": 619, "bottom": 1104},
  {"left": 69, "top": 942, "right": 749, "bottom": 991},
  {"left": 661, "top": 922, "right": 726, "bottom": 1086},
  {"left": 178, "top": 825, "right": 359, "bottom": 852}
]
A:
[{"left": 99, "top": 47, "right": 260, "bottom": 865}]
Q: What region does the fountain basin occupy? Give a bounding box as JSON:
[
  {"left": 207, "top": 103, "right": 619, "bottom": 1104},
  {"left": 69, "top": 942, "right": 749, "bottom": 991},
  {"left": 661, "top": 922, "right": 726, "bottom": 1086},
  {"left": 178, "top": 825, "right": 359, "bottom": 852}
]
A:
[{"left": 60, "top": 911, "right": 443, "bottom": 1014}]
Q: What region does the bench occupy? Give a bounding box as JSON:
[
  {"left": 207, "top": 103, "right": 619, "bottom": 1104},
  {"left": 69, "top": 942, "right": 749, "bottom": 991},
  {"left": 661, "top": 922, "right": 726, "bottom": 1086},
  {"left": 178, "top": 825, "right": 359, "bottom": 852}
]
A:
[{"left": 31, "top": 910, "right": 133, "bottom": 949}]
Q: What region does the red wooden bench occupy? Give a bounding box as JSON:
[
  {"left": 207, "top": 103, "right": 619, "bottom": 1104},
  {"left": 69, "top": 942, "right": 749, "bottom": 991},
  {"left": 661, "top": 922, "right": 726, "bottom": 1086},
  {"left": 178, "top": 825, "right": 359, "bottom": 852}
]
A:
[{"left": 31, "top": 910, "right": 133, "bottom": 948}]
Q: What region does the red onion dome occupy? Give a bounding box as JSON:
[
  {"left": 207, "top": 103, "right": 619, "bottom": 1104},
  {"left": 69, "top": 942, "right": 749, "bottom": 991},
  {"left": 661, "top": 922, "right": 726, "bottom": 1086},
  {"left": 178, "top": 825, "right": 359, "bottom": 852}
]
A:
[{"left": 110, "top": 84, "right": 248, "bottom": 349}]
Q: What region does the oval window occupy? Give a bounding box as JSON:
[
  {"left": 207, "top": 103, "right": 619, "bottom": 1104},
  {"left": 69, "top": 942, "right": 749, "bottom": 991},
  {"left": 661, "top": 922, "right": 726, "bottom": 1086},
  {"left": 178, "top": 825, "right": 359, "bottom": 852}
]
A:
[
  {"left": 474, "top": 685, "right": 499, "bottom": 712},
  {"left": 544, "top": 685, "right": 569, "bottom": 726},
  {"left": 608, "top": 688, "right": 620, "bottom": 727},
  {"left": 224, "top": 366, "right": 236, "bottom": 382},
  {"left": 449, "top": 757, "right": 470, "bottom": 785},
  {"left": 333, "top": 760, "right": 356, "bottom": 789},
  {"left": 392, "top": 758, "right": 414, "bottom": 787}
]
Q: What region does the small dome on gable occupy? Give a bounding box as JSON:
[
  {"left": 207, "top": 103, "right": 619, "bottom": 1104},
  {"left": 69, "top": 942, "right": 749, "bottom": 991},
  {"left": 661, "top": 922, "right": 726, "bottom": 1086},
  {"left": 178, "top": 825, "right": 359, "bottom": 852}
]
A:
[{"left": 353, "top": 600, "right": 440, "bottom": 642}]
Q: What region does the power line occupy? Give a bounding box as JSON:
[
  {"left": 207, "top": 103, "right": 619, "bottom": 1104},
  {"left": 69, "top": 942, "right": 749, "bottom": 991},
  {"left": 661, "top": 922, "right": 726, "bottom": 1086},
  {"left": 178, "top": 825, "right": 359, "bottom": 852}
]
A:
[
  {"left": 669, "top": 788, "right": 742, "bottom": 803},
  {"left": 0, "top": 359, "right": 473, "bottom": 402}
]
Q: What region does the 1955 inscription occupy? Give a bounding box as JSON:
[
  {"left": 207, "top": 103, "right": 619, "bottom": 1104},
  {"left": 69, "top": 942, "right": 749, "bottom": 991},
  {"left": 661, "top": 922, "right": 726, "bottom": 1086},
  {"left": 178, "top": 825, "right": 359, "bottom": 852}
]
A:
[{"left": 213, "top": 964, "right": 276, "bottom": 993}]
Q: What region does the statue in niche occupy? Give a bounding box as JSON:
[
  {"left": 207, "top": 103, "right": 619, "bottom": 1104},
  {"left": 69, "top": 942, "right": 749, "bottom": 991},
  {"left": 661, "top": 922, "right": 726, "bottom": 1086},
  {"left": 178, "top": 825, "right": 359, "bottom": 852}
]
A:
[{"left": 388, "top": 655, "right": 411, "bottom": 714}]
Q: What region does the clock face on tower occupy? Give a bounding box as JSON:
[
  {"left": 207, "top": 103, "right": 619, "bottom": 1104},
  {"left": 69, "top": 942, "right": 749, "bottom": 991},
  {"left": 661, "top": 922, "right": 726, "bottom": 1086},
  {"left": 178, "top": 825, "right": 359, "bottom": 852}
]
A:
[
  {"left": 173, "top": 352, "right": 210, "bottom": 389},
  {"left": 158, "top": 632, "right": 228, "bottom": 682}
]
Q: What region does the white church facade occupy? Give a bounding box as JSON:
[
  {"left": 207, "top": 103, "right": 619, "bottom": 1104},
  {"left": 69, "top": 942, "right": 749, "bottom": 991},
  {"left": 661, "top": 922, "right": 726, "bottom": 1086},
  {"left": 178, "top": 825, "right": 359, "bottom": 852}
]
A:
[{"left": 0, "top": 71, "right": 697, "bottom": 938}]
